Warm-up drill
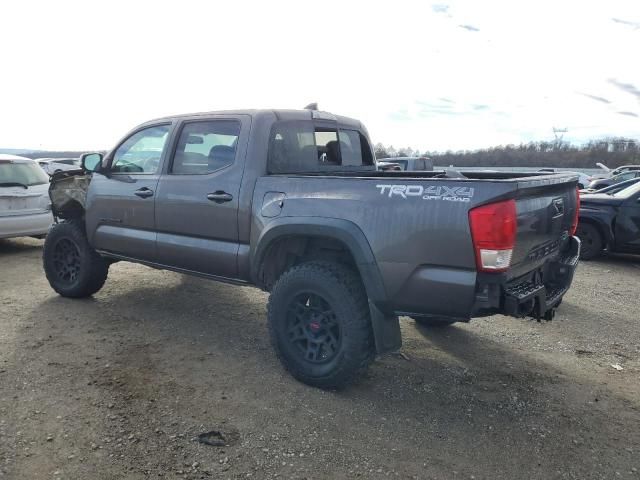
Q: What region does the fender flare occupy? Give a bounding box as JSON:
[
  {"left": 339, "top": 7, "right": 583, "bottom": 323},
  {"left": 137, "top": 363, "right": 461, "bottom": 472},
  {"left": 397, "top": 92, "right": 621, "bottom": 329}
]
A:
[
  {"left": 251, "top": 217, "right": 388, "bottom": 305},
  {"left": 251, "top": 217, "right": 400, "bottom": 354}
]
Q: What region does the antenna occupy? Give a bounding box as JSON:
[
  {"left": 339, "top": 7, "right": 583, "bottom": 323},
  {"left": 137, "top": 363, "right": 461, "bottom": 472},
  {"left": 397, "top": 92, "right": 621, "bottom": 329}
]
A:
[{"left": 304, "top": 102, "right": 318, "bottom": 111}]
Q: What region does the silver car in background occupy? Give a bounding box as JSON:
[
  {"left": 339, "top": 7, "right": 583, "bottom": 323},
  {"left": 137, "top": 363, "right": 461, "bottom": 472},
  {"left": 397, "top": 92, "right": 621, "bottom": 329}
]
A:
[
  {"left": 377, "top": 156, "right": 433, "bottom": 171},
  {"left": 37, "top": 157, "right": 81, "bottom": 176},
  {"left": 0, "top": 154, "right": 53, "bottom": 239}
]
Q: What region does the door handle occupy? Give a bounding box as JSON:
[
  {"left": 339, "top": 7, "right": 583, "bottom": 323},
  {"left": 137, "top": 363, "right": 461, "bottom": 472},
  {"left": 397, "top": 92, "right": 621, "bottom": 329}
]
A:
[
  {"left": 207, "top": 191, "right": 233, "bottom": 203},
  {"left": 134, "top": 187, "right": 154, "bottom": 198}
]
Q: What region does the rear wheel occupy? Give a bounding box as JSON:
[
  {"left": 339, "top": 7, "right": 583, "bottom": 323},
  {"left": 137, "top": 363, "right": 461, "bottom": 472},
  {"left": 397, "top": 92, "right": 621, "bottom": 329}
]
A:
[
  {"left": 43, "top": 221, "right": 109, "bottom": 297},
  {"left": 411, "top": 316, "right": 457, "bottom": 327},
  {"left": 576, "top": 223, "right": 604, "bottom": 260},
  {"left": 267, "top": 261, "right": 374, "bottom": 389}
]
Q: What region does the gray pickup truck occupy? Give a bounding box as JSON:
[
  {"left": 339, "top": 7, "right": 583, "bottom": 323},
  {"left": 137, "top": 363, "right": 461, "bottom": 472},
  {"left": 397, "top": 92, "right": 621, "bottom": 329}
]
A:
[{"left": 43, "top": 108, "right": 581, "bottom": 388}]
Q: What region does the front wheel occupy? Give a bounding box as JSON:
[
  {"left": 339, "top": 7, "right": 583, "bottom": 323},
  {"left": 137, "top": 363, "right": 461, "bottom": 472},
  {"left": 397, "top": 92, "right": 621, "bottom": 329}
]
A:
[
  {"left": 267, "top": 261, "right": 374, "bottom": 389},
  {"left": 43, "top": 221, "right": 109, "bottom": 297}
]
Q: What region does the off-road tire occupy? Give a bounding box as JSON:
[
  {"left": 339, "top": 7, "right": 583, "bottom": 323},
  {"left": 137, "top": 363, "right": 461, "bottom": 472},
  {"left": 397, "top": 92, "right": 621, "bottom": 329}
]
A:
[
  {"left": 411, "top": 316, "right": 457, "bottom": 327},
  {"left": 43, "top": 221, "right": 109, "bottom": 298},
  {"left": 576, "top": 223, "right": 604, "bottom": 260},
  {"left": 267, "top": 261, "right": 375, "bottom": 389}
]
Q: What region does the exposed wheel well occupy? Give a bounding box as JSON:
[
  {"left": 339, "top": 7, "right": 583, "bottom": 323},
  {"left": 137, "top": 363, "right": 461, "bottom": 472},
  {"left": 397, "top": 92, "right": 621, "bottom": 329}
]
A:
[
  {"left": 258, "top": 235, "right": 358, "bottom": 291},
  {"left": 53, "top": 199, "right": 85, "bottom": 221}
]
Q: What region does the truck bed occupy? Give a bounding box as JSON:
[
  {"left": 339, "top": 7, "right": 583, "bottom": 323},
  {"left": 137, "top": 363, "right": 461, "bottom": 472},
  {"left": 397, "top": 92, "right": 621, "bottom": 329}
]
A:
[{"left": 252, "top": 170, "right": 579, "bottom": 319}]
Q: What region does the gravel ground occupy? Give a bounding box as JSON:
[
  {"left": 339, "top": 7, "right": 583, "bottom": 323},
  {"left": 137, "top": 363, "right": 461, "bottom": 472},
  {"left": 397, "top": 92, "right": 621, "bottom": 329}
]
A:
[{"left": 1, "top": 237, "right": 639, "bottom": 480}]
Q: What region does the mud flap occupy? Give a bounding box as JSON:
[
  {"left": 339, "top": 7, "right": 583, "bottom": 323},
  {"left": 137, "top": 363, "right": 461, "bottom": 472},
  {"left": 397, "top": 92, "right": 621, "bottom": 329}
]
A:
[{"left": 369, "top": 301, "right": 402, "bottom": 354}]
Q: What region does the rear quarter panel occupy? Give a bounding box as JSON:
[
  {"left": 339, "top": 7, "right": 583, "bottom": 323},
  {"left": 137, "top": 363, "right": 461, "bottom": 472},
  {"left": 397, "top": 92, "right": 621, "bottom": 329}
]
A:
[{"left": 251, "top": 175, "right": 517, "bottom": 315}]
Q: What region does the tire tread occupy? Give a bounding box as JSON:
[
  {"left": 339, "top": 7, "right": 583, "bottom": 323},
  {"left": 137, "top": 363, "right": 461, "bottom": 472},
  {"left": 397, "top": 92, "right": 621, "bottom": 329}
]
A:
[
  {"left": 43, "top": 220, "right": 108, "bottom": 298},
  {"left": 267, "top": 261, "right": 374, "bottom": 389}
]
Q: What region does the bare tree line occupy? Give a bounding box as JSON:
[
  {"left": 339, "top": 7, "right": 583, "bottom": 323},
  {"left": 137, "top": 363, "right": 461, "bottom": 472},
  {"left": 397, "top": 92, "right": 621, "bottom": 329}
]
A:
[{"left": 375, "top": 137, "right": 640, "bottom": 168}]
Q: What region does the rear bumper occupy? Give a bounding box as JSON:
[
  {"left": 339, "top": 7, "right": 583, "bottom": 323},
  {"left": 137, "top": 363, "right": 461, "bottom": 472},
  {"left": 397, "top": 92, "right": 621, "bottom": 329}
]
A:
[
  {"left": 0, "top": 212, "right": 53, "bottom": 239},
  {"left": 473, "top": 236, "right": 581, "bottom": 320},
  {"left": 390, "top": 236, "right": 580, "bottom": 321}
]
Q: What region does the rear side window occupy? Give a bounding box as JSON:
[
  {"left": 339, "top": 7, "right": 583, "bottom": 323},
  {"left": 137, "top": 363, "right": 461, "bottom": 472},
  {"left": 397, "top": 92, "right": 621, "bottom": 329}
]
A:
[
  {"left": 0, "top": 161, "right": 49, "bottom": 186},
  {"left": 338, "top": 129, "right": 368, "bottom": 167},
  {"left": 315, "top": 129, "right": 340, "bottom": 165},
  {"left": 268, "top": 121, "right": 374, "bottom": 173},
  {"left": 171, "top": 120, "right": 240, "bottom": 174}
]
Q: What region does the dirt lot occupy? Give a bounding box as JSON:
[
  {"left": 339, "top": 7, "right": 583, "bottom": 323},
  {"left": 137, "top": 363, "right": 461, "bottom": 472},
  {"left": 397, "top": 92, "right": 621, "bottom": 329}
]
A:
[{"left": 1, "top": 238, "right": 639, "bottom": 480}]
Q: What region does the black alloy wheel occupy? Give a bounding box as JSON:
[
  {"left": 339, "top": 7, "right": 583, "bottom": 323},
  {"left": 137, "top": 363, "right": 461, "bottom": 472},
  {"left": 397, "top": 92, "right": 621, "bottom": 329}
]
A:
[
  {"left": 576, "top": 223, "right": 603, "bottom": 260},
  {"left": 51, "top": 238, "right": 82, "bottom": 284},
  {"left": 267, "top": 261, "right": 375, "bottom": 389},
  {"left": 285, "top": 292, "right": 341, "bottom": 364},
  {"left": 43, "top": 221, "right": 109, "bottom": 298}
]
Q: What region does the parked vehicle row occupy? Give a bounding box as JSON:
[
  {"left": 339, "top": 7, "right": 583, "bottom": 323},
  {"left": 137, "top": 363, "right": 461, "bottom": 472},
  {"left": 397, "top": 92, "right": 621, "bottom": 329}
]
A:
[
  {"left": 587, "top": 170, "right": 640, "bottom": 191},
  {"left": 537, "top": 168, "right": 592, "bottom": 189},
  {"left": 595, "top": 163, "right": 640, "bottom": 179},
  {"left": 37, "top": 157, "right": 81, "bottom": 176},
  {"left": 577, "top": 181, "right": 640, "bottom": 259},
  {"left": 0, "top": 155, "right": 53, "bottom": 239},
  {"left": 580, "top": 177, "right": 640, "bottom": 195}
]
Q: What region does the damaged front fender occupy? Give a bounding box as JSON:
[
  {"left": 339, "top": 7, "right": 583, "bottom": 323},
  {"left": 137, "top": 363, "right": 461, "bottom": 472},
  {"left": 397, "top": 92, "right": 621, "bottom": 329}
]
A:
[{"left": 49, "top": 170, "right": 91, "bottom": 220}]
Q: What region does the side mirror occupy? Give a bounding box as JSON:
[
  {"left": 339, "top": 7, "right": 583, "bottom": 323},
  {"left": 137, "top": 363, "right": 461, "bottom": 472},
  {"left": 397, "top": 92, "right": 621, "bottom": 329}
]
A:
[{"left": 80, "top": 152, "right": 103, "bottom": 172}]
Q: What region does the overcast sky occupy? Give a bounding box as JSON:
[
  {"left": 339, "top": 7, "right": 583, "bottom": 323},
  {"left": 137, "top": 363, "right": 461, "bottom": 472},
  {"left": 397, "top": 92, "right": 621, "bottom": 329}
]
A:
[{"left": 1, "top": 0, "right": 639, "bottom": 152}]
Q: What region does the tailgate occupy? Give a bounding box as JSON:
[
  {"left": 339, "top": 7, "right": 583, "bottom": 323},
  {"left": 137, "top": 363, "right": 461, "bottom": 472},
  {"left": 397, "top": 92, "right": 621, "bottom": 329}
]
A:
[{"left": 509, "top": 174, "right": 579, "bottom": 279}]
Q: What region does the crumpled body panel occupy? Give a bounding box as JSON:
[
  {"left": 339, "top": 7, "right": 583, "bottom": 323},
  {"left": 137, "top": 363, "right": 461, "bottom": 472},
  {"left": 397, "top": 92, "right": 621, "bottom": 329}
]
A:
[{"left": 49, "top": 172, "right": 91, "bottom": 217}]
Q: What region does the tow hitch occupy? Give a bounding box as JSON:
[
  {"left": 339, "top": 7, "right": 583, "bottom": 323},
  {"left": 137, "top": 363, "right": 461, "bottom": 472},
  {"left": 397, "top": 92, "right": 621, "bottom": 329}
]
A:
[
  {"left": 503, "top": 237, "right": 580, "bottom": 322},
  {"left": 505, "top": 283, "right": 558, "bottom": 322}
]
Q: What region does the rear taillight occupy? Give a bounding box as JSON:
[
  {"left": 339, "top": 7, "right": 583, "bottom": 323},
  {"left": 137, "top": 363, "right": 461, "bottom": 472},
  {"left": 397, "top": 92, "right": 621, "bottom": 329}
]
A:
[
  {"left": 570, "top": 186, "right": 580, "bottom": 236},
  {"left": 469, "top": 199, "right": 517, "bottom": 272}
]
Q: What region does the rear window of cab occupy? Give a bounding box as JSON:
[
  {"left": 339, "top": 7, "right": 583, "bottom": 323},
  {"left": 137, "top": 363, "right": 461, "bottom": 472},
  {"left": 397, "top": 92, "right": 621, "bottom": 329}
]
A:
[{"left": 268, "top": 121, "right": 374, "bottom": 173}]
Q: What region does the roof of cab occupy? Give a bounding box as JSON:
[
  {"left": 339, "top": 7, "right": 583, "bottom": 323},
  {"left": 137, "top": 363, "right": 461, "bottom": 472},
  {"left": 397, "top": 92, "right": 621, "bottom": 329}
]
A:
[{"left": 139, "top": 109, "right": 363, "bottom": 130}]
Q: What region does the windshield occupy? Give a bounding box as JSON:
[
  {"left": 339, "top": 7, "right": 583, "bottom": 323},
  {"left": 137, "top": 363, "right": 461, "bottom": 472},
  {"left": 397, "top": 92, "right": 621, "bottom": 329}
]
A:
[
  {"left": 0, "top": 161, "right": 49, "bottom": 186},
  {"left": 612, "top": 181, "right": 640, "bottom": 198}
]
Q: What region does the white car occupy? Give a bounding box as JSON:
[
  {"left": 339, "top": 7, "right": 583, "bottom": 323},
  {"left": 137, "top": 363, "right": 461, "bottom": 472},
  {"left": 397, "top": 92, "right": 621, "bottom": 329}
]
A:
[
  {"left": 0, "top": 154, "right": 53, "bottom": 239},
  {"left": 593, "top": 163, "right": 640, "bottom": 180},
  {"left": 37, "top": 157, "right": 81, "bottom": 176}
]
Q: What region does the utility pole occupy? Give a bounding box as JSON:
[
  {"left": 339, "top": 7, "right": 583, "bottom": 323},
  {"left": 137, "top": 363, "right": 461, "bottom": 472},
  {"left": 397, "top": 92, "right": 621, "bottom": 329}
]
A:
[{"left": 552, "top": 127, "right": 568, "bottom": 149}]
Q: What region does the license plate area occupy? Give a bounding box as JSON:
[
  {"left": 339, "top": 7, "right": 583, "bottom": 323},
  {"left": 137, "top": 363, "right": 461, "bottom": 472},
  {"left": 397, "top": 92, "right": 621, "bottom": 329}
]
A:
[{"left": 0, "top": 196, "right": 42, "bottom": 214}]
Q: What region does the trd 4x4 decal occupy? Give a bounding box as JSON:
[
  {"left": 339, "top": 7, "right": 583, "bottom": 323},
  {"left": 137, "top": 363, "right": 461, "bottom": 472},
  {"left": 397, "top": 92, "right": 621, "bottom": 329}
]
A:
[{"left": 376, "top": 184, "right": 475, "bottom": 202}]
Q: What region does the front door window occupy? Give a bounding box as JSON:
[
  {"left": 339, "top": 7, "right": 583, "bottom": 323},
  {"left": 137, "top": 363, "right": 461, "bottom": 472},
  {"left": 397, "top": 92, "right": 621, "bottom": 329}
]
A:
[{"left": 111, "top": 125, "right": 170, "bottom": 174}]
